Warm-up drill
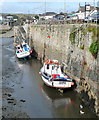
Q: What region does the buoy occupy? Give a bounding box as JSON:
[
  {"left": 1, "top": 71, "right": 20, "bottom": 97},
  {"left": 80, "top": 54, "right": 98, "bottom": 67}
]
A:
[
  {"left": 40, "top": 86, "right": 42, "bottom": 88},
  {"left": 71, "top": 82, "right": 74, "bottom": 86},
  {"left": 30, "top": 50, "right": 32, "bottom": 53},
  {"left": 39, "top": 72, "right": 42, "bottom": 75}
]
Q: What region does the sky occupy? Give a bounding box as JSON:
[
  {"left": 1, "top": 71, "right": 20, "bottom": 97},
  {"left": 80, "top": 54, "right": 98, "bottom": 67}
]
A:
[{"left": 0, "top": 0, "right": 98, "bottom": 14}]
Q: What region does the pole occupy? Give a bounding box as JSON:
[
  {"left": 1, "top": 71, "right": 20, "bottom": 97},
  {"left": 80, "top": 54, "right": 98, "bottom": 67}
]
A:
[
  {"left": 64, "top": 0, "right": 66, "bottom": 13},
  {"left": 85, "top": 2, "right": 86, "bottom": 19},
  {"left": 45, "top": 0, "right": 46, "bottom": 24},
  {"left": 64, "top": 0, "right": 66, "bottom": 24},
  {"left": 94, "top": 0, "right": 95, "bottom": 9},
  {"left": 45, "top": 0, "right": 46, "bottom": 14}
]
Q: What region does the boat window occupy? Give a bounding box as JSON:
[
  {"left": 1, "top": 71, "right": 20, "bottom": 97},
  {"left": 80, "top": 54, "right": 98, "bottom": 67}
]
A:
[
  {"left": 61, "top": 66, "right": 64, "bottom": 72},
  {"left": 47, "top": 64, "right": 49, "bottom": 69},
  {"left": 18, "top": 47, "right": 20, "bottom": 49},
  {"left": 44, "top": 73, "right": 47, "bottom": 76},
  {"left": 21, "top": 44, "right": 23, "bottom": 48},
  {"left": 52, "top": 66, "right": 54, "bottom": 70},
  {"left": 23, "top": 44, "right": 27, "bottom": 47},
  {"left": 44, "top": 72, "right": 51, "bottom": 77},
  {"left": 53, "top": 79, "right": 67, "bottom": 81},
  {"left": 48, "top": 75, "right": 51, "bottom": 77},
  {"left": 17, "top": 51, "right": 19, "bottom": 53}
]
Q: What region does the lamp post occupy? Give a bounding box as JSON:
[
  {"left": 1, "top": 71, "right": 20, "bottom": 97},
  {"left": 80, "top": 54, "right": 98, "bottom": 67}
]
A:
[
  {"left": 85, "top": 2, "right": 86, "bottom": 19},
  {"left": 64, "top": 0, "right": 66, "bottom": 13},
  {"left": 94, "top": 0, "right": 95, "bottom": 9}
]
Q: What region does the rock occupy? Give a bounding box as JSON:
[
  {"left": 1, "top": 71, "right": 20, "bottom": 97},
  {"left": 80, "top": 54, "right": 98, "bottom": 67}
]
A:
[
  {"left": 8, "top": 101, "right": 13, "bottom": 103},
  {"left": 6, "top": 75, "right": 10, "bottom": 78},
  {"left": 20, "top": 100, "right": 26, "bottom": 102},
  {"left": 7, "top": 94, "right": 11, "bottom": 97},
  {"left": 2, "top": 116, "right": 5, "bottom": 118},
  {"left": 2, "top": 107, "right": 6, "bottom": 111},
  {"left": 7, "top": 98, "right": 14, "bottom": 101},
  {"left": 58, "top": 89, "right": 63, "bottom": 93}
]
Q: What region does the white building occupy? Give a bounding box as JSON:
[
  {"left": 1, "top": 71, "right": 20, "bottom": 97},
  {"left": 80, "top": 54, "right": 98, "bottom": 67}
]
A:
[
  {"left": 0, "top": 16, "right": 3, "bottom": 21},
  {"left": 44, "top": 15, "right": 54, "bottom": 19},
  {"left": 39, "top": 12, "right": 57, "bottom": 20},
  {"left": 74, "top": 4, "right": 96, "bottom": 20},
  {"left": 6, "top": 15, "right": 13, "bottom": 20}
]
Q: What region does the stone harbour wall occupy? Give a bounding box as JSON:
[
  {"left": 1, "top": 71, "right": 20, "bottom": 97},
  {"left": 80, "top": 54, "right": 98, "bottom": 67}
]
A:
[{"left": 14, "top": 24, "right": 99, "bottom": 116}]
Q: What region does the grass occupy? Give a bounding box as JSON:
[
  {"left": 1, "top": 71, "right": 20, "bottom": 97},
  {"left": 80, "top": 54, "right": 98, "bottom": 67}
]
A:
[
  {"left": 80, "top": 45, "right": 84, "bottom": 50},
  {"left": 69, "top": 27, "right": 77, "bottom": 44},
  {"left": 87, "top": 26, "right": 99, "bottom": 42}
]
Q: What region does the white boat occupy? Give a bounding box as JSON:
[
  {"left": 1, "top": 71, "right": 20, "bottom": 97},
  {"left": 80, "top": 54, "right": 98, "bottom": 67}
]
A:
[
  {"left": 39, "top": 60, "right": 74, "bottom": 89},
  {"left": 16, "top": 42, "right": 33, "bottom": 59}
]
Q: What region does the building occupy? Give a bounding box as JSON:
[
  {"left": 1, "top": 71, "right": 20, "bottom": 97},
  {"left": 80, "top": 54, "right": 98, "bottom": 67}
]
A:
[
  {"left": 0, "top": 16, "right": 3, "bottom": 21},
  {"left": 6, "top": 15, "right": 13, "bottom": 20},
  {"left": 66, "top": 14, "right": 78, "bottom": 21},
  {"left": 0, "top": 15, "right": 5, "bottom": 21},
  {"left": 74, "top": 4, "right": 97, "bottom": 20},
  {"left": 39, "top": 12, "right": 57, "bottom": 20},
  {"left": 53, "top": 13, "right": 66, "bottom": 20}
]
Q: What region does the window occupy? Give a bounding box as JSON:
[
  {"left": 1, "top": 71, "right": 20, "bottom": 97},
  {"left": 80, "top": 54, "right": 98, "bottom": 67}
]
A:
[
  {"left": 23, "top": 44, "right": 26, "bottom": 47},
  {"left": 47, "top": 64, "right": 49, "bottom": 69},
  {"left": 52, "top": 66, "right": 54, "bottom": 70}
]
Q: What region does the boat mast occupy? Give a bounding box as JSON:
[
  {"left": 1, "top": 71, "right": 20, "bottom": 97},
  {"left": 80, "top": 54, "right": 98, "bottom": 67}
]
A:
[{"left": 64, "top": 0, "right": 66, "bottom": 13}]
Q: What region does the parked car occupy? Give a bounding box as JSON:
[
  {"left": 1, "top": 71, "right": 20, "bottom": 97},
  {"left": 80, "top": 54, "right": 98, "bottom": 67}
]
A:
[{"left": 84, "top": 12, "right": 99, "bottom": 23}]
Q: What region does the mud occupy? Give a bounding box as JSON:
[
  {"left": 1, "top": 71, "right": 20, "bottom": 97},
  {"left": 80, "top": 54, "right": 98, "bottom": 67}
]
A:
[{"left": 2, "top": 37, "right": 29, "bottom": 118}]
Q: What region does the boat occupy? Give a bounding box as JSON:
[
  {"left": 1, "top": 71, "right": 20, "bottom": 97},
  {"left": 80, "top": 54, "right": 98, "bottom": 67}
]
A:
[
  {"left": 39, "top": 59, "right": 74, "bottom": 89},
  {"left": 15, "top": 41, "right": 33, "bottom": 59}
]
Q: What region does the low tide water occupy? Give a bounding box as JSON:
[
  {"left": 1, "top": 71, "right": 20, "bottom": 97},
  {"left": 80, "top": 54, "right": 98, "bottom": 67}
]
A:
[
  {"left": 13, "top": 59, "right": 98, "bottom": 118},
  {"left": 2, "top": 37, "right": 98, "bottom": 118}
]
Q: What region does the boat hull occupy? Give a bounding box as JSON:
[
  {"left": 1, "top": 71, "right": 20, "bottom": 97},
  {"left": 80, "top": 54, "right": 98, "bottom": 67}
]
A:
[
  {"left": 41, "top": 73, "right": 72, "bottom": 89},
  {"left": 16, "top": 51, "right": 30, "bottom": 59}
]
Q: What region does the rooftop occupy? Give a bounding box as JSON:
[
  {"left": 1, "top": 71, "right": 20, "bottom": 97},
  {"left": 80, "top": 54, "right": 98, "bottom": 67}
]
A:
[{"left": 39, "top": 12, "right": 57, "bottom": 16}]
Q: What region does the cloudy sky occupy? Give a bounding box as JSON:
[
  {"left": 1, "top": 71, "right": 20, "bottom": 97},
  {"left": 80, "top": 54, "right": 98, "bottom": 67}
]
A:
[{"left": 0, "top": 0, "right": 98, "bottom": 14}]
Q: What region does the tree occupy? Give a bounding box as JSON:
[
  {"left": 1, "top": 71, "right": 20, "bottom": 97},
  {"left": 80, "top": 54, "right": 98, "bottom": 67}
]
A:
[
  {"left": 35, "top": 15, "right": 39, "bottom": 20},
  {"left": 60, "top": 12, "right": 64, "bottom": 15}
]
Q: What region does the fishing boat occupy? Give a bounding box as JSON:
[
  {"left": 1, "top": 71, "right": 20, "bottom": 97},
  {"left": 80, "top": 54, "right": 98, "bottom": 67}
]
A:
[
  {"left": 39, "top": 59, "right": 74, "bottom": 89},
  {"left": 15, "top": 42, "right": 33, "bottom": 59}
]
